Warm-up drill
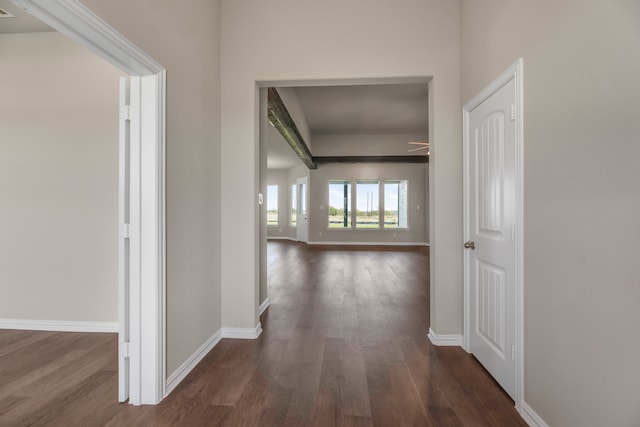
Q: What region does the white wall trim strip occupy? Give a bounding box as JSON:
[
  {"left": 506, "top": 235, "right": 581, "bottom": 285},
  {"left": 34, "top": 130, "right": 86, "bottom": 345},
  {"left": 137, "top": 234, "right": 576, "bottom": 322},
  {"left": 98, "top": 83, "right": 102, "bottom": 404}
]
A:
[
  {"left": 308, "top": 241, "right": 429, "bottom": 247},
  {"left": 520, "top": 401, "right": 550, "bottom": 427},
  {"left": 427, "top": 327, "right": 463, "bottom": 346},
  {"left": 164, "top": 329, "right": 222, "bottom": 398},
  {"left": 266, "top": 236, "right": 297, "bottom": 241},
  {"left": 259, "top": 299, "right": 270, "bottom": 316},
  {"left": 222, "top": 323, "right": 263, "bottom": 339},
  {"left": 0, "top": 319, "right": 118, "bottom": 333}
]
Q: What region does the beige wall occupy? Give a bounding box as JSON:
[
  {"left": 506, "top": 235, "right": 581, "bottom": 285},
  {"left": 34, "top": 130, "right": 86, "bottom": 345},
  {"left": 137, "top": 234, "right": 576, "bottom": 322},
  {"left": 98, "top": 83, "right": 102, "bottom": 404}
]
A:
[
  {"left": 309, "top": 163, "right": 428, "bottom": 244},
  {"left": 461, "top": 0, "right": 640, "bottom": 425},
  {"left": 313, "top": 133, "right": 429, "bottom": 156},
  {"left": 221, "top": 0, "right": 461, "bottom": 331},
  {"left": 0, "top": 32, "right": 120, "bottom": 323},
  {"left": 80, "top": 0, "right": 223, "bottom": 377}
]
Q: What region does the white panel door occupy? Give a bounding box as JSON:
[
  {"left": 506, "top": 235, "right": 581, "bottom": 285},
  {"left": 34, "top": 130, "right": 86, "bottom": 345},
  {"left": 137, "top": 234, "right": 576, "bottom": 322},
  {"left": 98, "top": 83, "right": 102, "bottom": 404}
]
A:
[
  {"left": 296, "top": 177, "right": 308, "bottom": 242},
  {"left": 466, "top": 78, "right": 517, "bottom": 399}
]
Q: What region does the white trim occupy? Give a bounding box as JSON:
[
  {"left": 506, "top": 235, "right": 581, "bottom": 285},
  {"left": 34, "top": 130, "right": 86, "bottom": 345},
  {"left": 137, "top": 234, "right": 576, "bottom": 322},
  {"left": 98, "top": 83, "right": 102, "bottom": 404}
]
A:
[
  {"left": 0, "top": 319, "right": 118, "bottom": 333},
  {"left": 11, "top": 0, "right": 167, "bottom": 406},
  {"left": 267, "top": 236, "right": 297, "bottom": 241},
  {"left": 222, "top": 323, "right": 263, "bottom": 339},
  {"left": 164, "top": 329, "right": 222, "bottom": 398},
  {"left": 259, "top": 298, "right": 270, "bottom": 316},
  {"left": 10, "top": 0, "right": 162, "bottom": 75},
  {"left": 520, "top": 402, "right": 550, "bottom": 427},
  {"left": 463, "top": 58, "right": 524, "bottom": 411},
  {"left": 308, "top": 241, "right": 429, "bottom": 247},
  {"left": 427, "top": 327, "right": 463, "bottom": 346}
]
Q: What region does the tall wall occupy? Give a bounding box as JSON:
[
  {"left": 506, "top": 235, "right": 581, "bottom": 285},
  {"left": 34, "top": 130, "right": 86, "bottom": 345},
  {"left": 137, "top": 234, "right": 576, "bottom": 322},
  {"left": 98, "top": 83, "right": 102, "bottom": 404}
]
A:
[
  {"left": 461, "top": 0, "right": 640, "bottom": 425},
  {"left": 0, "top": 32, "right": 121, "bottom": 323},
  {"left": 312, "top": 133, "right": 429, "bottom": 157},
  {"left": 221, "top": 0, "right": 461, "bottom": 331},
  {"left": 80, "top": 0, "right": 223, "bottom": 377}
]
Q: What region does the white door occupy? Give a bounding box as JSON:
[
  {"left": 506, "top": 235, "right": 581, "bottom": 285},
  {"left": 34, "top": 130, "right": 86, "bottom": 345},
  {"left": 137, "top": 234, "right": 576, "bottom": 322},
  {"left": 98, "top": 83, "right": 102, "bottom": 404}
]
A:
[
  {"left": 296, "top": 177, "right": 308, "bottom": 242},
  {"left": 465, "top": 77, "right": 517, "bottom": 399}
]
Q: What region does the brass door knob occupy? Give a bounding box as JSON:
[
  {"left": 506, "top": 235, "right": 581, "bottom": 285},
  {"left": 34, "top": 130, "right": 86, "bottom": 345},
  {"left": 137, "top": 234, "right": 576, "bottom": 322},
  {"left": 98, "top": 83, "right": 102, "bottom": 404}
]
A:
[{"left": 464, "top": 241, "right": 476, "bottom": 250}]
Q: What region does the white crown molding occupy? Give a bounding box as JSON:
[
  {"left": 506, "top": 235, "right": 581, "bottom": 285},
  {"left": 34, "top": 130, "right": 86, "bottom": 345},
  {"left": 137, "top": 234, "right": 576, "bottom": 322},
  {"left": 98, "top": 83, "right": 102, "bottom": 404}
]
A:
[
  {"left": 259, "top": 298, "right": 270, "bottom": 316},
  {"left": 164, "top": 329, "right": 222, "bottom": 397},
  {"left": 427, "top": 327, "right": 463, "bottom": 346},
  {"left": 221, "top": 323, "right": 263, "bottom": 339},
  {"left": 0, "top": 319, "right": 118, "bottom": 333},
  {"left": 520, "top": 401, "right": 550, "bottom": 427}
]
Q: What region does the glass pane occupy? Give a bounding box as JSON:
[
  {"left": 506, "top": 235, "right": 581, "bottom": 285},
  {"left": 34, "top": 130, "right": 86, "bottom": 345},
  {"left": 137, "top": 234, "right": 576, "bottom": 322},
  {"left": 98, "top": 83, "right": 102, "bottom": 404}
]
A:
[
  {"left": 384, "top": 180, "right": 408, "bottom": 228},
  {"left": 290, "top": 184, "right": 297, "bottom": 226},
  {"left": 299, "top": 183, "right": 307, "bottom": 215},
  {"left": 267, "top": 185, "right": 278, "bottom": 225},
  {"left": 328, "top": 180, "right": 351, "bottom": 228},
  {"left": 356, "top": 180, "right": 379, "bottom": 228},
  {"left": 384, "top": 182, "right": 399, "bottom": 228}
]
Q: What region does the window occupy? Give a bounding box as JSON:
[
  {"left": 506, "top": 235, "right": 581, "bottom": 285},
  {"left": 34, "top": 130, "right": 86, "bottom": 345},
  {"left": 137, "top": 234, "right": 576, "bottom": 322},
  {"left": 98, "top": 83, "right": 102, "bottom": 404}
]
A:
[
  {"left": 384, "top": 180, "right": 408, "bottom": 228},
  {"left": 356, "top": 180, "right": 379, "bottom": 228},
  {"left": 267, "top": 185, "right": 278, "bottom": 226},
  {"left": 290, "top": 184, "right": 297, "bottom": 226},
  {"left": 299, "top": 182, "right": 307, "bottom": 216},
  {"left": 328, "top": 180, "right": 351, "bottom": 228}
]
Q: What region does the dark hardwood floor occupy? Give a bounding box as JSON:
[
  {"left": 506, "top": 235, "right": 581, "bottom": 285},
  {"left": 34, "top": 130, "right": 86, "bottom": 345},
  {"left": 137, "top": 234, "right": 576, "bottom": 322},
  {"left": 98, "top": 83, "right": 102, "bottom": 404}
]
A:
[{"left": 0, "top": 241, "right": 526, "bottom": 426}]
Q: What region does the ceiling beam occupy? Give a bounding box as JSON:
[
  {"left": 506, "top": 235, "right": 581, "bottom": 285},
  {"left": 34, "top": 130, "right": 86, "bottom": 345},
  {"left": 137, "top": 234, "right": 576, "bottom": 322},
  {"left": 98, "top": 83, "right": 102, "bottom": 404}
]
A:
[
  {"left": 267, "top": 88, "right": 317, "bottom": 169},
  {"left": 314, "top": 155, "right": 429, "bottom": 165}
]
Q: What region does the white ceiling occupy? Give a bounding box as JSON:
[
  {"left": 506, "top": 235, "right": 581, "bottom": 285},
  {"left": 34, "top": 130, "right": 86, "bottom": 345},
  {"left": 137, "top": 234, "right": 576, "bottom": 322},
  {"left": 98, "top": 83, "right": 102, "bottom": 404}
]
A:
[
  {"left": 267, "top": 83, "right": 429, "bottom": 169},
  {"left": 295, "top": 83, "right": 429, "bottom": 135},
  {"left": 0, "top": 0, "right": 53, "bottom": 33}
]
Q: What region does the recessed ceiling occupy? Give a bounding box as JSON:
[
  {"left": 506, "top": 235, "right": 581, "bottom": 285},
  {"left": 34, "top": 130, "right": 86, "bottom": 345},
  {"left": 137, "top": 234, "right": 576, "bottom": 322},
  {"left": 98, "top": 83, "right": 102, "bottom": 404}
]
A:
[
  {"left": 295, "top": 83, "right": 429, "bottom": 135},
  {"left": 0, "top": 0, "right": 54, "bottom": 33}
]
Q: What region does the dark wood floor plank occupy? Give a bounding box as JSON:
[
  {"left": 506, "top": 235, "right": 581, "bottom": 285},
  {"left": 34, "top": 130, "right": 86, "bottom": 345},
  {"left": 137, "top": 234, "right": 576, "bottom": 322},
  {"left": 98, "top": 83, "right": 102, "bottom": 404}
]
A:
[{"left": 0, "top": 241, "right": 526, "bottom": 426}]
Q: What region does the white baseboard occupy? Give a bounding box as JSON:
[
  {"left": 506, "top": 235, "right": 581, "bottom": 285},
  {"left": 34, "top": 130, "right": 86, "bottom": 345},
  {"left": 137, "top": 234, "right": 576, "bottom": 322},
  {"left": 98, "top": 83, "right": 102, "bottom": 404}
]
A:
[
  {"left": 164, "top": 328, "right": 222, "bottom": 397},
  {"left": 222, "top": 322, "right": 262, "bottom": 339},
  {"left": 0, "top": 319, "right": 118, "bottom": 333},
  {"left": 267, "top": 236, "right": 297, "bottom": 241},
  {"left": 308, "top": 241, "right": 429, "bottom": 246},
  {"left": 520, "top": 401, "right": 550, "bottom": 427},
  {"left": 259, "top": 298, "right": 270, "bottom": 316},
  {"left": 427, "top": 327, "right": 463, "bottom": 346}
]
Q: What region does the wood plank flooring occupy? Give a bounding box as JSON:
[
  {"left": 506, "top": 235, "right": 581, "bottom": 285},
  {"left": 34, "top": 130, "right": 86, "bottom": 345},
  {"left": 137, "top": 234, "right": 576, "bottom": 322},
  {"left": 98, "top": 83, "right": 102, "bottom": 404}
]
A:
[{"left": 0, "top": 241, "right": 526, "bottom": 426}]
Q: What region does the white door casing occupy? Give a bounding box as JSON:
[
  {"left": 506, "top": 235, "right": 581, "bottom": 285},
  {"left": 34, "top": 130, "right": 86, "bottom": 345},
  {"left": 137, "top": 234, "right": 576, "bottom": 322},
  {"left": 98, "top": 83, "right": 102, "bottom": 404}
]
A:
[
  {"left": 296, "top": 177, "right": 308, "bottom": 242},
  {"left": 12, "top": 0, "right": 167, "bottom": 405},
  {"left": 463, "top": 59, "right": 524, "bottom": 408},
  {"left": 118, "top": 77, "right": 132, "bottom": 402}
]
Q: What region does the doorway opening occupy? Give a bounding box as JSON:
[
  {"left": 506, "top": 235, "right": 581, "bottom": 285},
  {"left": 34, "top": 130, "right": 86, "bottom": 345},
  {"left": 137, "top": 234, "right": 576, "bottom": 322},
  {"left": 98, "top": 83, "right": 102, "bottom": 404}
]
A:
[
  {"left": 3, "top": 0, "right": 166, "bottom": 405},
  {"left": 257, "top": 78, "right": 431, "bottom": 325}
]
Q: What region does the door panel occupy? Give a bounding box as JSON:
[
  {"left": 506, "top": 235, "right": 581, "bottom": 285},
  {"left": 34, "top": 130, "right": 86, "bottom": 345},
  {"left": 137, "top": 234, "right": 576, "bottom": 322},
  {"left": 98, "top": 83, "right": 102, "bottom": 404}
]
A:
[
  {"left": 296, "top": 177, "right": 308, "bottom": 242},
  {"left": 467, "top": 78, "right": 516, "bottom": 399}
]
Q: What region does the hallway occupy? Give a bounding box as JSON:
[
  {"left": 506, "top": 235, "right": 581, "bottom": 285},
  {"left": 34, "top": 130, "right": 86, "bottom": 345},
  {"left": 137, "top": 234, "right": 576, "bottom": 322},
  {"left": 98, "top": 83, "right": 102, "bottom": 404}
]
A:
[{"left": 0, "top": 242, "right": 526, "bottom": 426}]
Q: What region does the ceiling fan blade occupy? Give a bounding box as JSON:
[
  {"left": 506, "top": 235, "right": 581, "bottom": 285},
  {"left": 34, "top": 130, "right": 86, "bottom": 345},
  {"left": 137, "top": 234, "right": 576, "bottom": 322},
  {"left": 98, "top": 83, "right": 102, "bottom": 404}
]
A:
[
  {"left": 407, "top": 146, "right": 429, "bottom": 152},
  {"left": 408, "top": 141, "right": 429, "bottom": 146}
]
